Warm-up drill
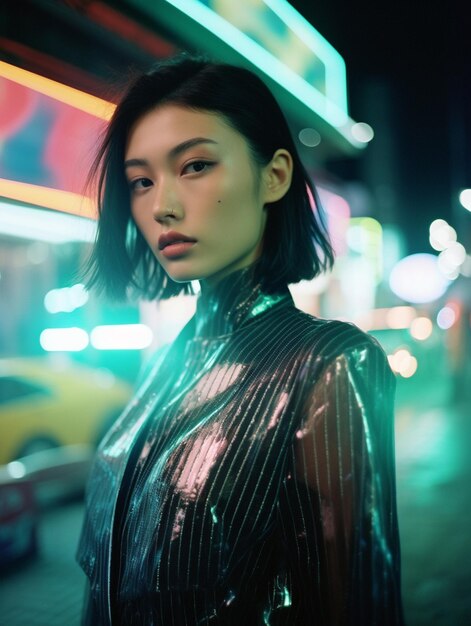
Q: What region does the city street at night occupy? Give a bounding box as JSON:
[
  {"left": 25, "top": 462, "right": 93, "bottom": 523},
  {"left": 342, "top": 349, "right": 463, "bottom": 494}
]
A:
[
  {"left": 1, "top": 1, "right": 470, "bottom": 625},
  {"left": 1, "top": 388, "right": 470, "bottom": 625}
]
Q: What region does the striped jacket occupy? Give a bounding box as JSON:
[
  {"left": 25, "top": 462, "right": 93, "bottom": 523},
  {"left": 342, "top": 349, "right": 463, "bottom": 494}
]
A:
[{"left": 77, "top": 263, "right": 404, "bottom": 625}]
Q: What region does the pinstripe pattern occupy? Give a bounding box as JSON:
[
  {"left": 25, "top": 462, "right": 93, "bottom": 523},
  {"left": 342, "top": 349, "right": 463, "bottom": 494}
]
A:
[{"left": 77, "top": 263, "right": 404, "bottom": 625}]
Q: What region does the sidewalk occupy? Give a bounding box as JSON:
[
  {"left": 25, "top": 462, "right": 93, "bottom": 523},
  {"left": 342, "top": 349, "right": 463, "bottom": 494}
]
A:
[
  {"left": 1, "top": 402, "right": 470, "bottom": 625},
  {"left": 396, "top": 400, "right": 471, "bottom": 626},
  {"left": 0, "top": 500, "right": 86, "bottom": 626}
]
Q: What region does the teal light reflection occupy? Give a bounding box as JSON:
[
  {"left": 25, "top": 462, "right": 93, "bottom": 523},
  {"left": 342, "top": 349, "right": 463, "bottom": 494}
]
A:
[{"left": 163, "top": 0, "right": 359, "bottom": 140}]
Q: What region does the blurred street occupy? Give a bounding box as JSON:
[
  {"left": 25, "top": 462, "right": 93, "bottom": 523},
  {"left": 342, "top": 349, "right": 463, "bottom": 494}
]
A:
[
  {"left": 1, "top": 1, "right": 470, "bottom": 624},
  {"left": 1, "top": 394, "right": 470, "bottom": 625},
  {"left": 0, "top": 500, "right": 86, "bottom": 626},
  {"left": 396, "top": 400, "right": 471, "bottom": 625}
]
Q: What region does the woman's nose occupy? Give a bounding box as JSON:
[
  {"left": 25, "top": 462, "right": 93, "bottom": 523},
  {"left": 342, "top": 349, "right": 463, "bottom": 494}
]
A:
[
  {"left": 153, "top": 206, "right": 177, "bottom": 224},
  {"left": 152, "top": 182, "right": 179, "bottom": 223}
]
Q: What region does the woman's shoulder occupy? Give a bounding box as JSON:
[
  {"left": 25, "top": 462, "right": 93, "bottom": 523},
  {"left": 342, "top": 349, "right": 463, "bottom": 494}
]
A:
[{"left": 286, "top": 306, "right": 387, "bottom": 364}]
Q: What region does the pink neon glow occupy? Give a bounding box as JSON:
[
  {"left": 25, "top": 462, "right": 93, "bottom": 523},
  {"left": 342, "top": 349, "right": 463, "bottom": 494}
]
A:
[
  {"left": 317, "top": 186, "right": 351, "bottom": 256},
  {"left": 174, "top": 424, "right": 228, "bottom": 501}
]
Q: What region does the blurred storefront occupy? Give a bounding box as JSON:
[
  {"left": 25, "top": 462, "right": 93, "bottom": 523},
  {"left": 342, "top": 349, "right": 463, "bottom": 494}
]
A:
[
  {"left": 1, "top": 0, "right": 467, "bottom": 434},
  {"left": 0, "top": 0, "right": 363, "bottom": 371},
  {"left": 2, "top": 6, "right": 471, "bottom": 625}
]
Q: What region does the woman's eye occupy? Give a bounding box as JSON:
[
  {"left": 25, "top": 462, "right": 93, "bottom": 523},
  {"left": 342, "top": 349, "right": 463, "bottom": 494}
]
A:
[
  {"left": 183, "top": 161, "right": 214, "bottom": 174},
  {"left": 129, "top": 177, "right": 153, "bottom": 192}
]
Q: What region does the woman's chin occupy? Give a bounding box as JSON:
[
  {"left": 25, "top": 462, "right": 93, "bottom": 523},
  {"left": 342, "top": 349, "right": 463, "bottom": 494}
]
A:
[{"left": 164, "top": 267, "right": 204, "bottom": 285}]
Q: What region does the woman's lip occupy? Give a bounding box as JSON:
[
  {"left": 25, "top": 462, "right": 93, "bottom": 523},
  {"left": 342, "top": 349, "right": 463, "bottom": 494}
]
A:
[
  {"left": 158, "top": 231, "right": 197, "bottom": 250},
  {"left": 160, "top": 241, "right": 196, "bottom": 258}
]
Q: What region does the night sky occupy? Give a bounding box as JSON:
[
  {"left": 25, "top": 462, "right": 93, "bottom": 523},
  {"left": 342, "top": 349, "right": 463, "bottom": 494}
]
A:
[{"left": 290, "top": 0, "right": 470, "bottom": 254}]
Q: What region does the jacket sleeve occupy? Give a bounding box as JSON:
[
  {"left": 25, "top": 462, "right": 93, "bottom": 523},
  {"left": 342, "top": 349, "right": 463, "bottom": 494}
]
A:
[{"left": 277, "top": 339, "right": 404, "bottom": 625}]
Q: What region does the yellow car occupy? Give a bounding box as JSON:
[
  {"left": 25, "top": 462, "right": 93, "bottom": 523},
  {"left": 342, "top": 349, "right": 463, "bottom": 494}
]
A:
[{"left": 0, "top": 358, "right": 132, "bottom": 464}]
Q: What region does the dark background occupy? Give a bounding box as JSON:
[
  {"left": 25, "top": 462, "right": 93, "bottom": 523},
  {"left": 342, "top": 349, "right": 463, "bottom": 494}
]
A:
[
  {"left": 291, "top": 0, "right": 471, "bottom": 254},
  {"left": 2, "top": 1, "right": 469, "bottom": 254}
]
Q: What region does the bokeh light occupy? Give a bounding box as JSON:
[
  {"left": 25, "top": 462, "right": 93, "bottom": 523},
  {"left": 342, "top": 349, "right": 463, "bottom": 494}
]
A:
[
  {"left": 401, "top": 356, "right": 418, "bottom": 378},
  {"left": 351, "top": 122, "right": 374, "bottom": 143},
  {"left": 460, "top": 255, "right": 471, "bottom": 277},
  {"left": 298, "top": 128, "right": 321, "bottom": 147},
  {"left": 389, "top": 253, "right": 450, "bottom": 303},
  {"left": 429, "top": 218, "right": 467, "bottom": 280},
  {"left": 388, "top": 347, "right": 418, "bottom": 377},
  {"left": 386, "top": 306, "right": 417, "bottom": 329},
  {"left": 90, "top": 324, "right": 153, "bottom": 350},
  {"left": 44, "top": 284, "right": 89, "bottom": 314},
  {"left": 441, "top": 241, "right": 466, "bottom": 266},
  {"left": 458, "top": 188, "right": 471, "bottom": 212},
  {"left": 437, "top": 250, "right": 460, "bottom": 280},
  {"left": 436, "top": 306, "right": 457, "bottom": 330},
  {"left": 7, "top": 461, "right": 27, "bottom": 479},
  {"left": 429, "top": 219, "right": 457, "bottom": 251},
  {"left": 40, "top": 327, "right": 89, "bottom": 351},
  {"left": 410, "top": 316, "right": 433, "bottom": 341}
]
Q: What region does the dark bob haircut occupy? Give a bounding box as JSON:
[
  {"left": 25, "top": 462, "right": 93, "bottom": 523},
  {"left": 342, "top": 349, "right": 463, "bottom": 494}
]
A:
[{"left": 83, "top": 53, "right": 334, "bottom": 300}]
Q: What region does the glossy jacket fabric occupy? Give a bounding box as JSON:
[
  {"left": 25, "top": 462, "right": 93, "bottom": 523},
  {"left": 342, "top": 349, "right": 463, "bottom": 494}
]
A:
[{"left": 77, "top": 263, "right": 404, "bottom": 625}]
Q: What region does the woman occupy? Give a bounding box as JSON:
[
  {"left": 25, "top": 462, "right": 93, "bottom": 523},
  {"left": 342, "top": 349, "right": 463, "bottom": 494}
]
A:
[{"left": 77, "top": 54, "right": 404, "bottom": 625}]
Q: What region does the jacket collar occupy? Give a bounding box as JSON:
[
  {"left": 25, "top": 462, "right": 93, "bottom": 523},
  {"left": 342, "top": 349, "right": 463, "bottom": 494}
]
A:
[{"left": 192, "top": 262, "right": 292, "bottom": 340}]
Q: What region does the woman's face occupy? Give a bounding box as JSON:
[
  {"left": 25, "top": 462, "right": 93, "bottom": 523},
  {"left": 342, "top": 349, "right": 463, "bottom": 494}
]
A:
[{"left": 124, "top": 104, "right": 271, "bottom": 290}]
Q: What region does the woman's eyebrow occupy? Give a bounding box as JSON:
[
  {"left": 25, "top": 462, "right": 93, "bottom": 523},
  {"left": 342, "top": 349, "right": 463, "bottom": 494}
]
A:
[
  {"left": 168, "top": 137, "right": 218, "bottom": 159},
  {"left": 124, "top": 137, "right": 218, "bottom": 170}
]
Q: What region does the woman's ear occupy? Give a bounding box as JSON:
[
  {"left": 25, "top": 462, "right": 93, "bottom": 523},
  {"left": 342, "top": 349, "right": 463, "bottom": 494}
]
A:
[{"left": 262, "top": 148, "right": 293, "bottom": 204}]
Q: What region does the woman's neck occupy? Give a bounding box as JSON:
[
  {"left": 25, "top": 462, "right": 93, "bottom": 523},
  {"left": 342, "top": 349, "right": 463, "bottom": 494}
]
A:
[{"left": 192, "top": 262, "right": 291, "bottom": 340}]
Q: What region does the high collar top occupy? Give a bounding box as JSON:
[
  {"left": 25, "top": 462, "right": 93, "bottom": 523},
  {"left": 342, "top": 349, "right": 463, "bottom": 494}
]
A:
[
  {"left": 77, "top": 259, "right": 404, "bottom": 626},
  {"left": 192, "top": 263, "right": 292, "bottom": 341}
]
